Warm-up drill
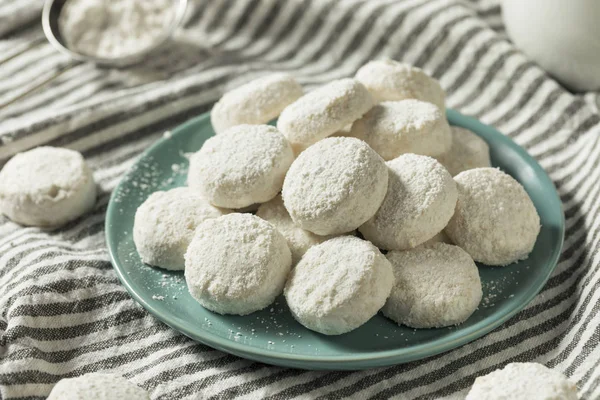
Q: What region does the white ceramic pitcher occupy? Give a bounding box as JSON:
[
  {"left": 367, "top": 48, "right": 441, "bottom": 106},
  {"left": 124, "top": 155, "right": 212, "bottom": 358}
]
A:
[{"left": 503, "top": 0, "right": 600, "bottom": 92}]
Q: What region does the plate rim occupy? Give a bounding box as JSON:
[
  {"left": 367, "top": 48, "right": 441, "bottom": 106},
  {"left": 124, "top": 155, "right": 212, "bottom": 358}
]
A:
[{"left": 105, "top": 109, "right": 565, "bottom": 369}]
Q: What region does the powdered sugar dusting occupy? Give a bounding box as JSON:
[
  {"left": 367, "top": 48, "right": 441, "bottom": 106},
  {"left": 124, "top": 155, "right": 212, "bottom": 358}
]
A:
[
  {"left": 211, "top": 73, "right": 303, "bottom": 134},
  {"left": 277, "top": 78, "right": 373, "bottom": 151},
  {"left": 282, "top": 137, "right": 388, "bottom": 235},
  {"left": 446, "top": 168, "right": 540, "bottom": 266},
  {"left": 185, "top": 214, "right": 292, "bottom": 315},
  {"left": 383, "top": 243, "right": 482, "bottom": 328},
  {"left": 188, "top": 125, "right": 294, "bottom": 209},
  {"left": 285, "top": 236, "right": 393, "bottom": 335},
  {"left": 355, "top": 59, "right": 446, "bottom": 109},
  {"left": 349, "top": 99, "right": 452, "bottom": 160},
  {"left": 359, "top": 154, "right": 457, "bottom": 250}
]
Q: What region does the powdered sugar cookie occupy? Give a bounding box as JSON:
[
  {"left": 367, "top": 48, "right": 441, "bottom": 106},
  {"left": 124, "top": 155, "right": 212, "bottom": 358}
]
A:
[
  {"left": 185, "top": 213, "right": 291, "bottom": 315},
  {"left": 188, "top": 124, "right": 294, "bottom": 209},
  {"left": 445, "top": 168, "right": 540, "bottom": 266},
  {"left": 133, "top": 187, "right": 229, "bottom": 270},
  {"left": 437, "top": 126, "right": 491, "bottom": 176},
  {"left": 349, "top": 100, "right": 452, "bottom": 160},
  {"left": 0, "top": 146, "right": 96, "bottom": 227},
  {"left": 48, "top": 373, "right": 149, "bottom": 400},
  {"left": 359, "top": 154, "right": 457, "bottom": 250},
  {"left": 211, "top": 73, "right": 303, "bottom": 134},
  {"left": 282, "top": 137, "right": 388, "bottom": 235},
  {"left": 285, "top": 236, "right": 393, "bottom": 335},
  {"left": 355, "top": 59, "right": 445, "bottom": 109},
  {"left": 277, "top": 79, "right": 373, "bottom": 152},
  {"left": 466, "top": 362, "right": 578, "bottom": 400},
  {"left": 383, "top": 243, "right": 482, "bottom": 328},
  {"left": 256, "top": 195, "right": 334, "bottom": 265}
]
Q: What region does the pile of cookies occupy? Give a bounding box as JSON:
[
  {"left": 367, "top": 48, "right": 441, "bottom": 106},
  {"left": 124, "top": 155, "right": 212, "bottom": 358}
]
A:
[{"left": 133, "top": 59, "right": 541, "bottom": 335}]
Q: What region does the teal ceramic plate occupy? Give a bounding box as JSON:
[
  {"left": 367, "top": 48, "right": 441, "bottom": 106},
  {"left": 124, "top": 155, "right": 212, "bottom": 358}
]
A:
[{"left": 106, "top": 110, "right": 564, "bottom": 370}]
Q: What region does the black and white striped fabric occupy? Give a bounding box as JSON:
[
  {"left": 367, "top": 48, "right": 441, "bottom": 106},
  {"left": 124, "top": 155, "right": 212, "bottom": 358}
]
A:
[{"left": 1, "top": 0, "right": 599, "bottom": 398}]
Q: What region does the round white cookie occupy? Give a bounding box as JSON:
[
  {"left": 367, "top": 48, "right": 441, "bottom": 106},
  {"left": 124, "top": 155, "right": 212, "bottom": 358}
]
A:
[
  {"left": 185, "top": 213, "right": 292, "bottom": 315},
  {"left": 359, "top": 154, "right": 457, "bottom": 250},
  {"left": 355, "top": 59, "right": 446, "bottom": 109},
  {"left": 0, "top": 146, "right": 96, "bottom": 227},
  {"left": 349, "top": 100, "right": 452, "bottom": 160},
  {"left": 256, "top": 195, "right": 334, "bottom": 265},
  {"left": 445, "top": 168, "right": 540, "bottom": 266},
  {"left": 133, "top": 187, "right": 229, "bottom": 270},
  {"left": 466, "top": 362, "right": 578, "bottom": 400},
  {"left": 285, "top": 236, "right": 393, "bottom": 335},
  {"left": 276, "top": 78, "right": 373, "bottom": 152},
  {"left": 282, "top": 137, "right": 388, "bottom": 235},
  {"left": 47, "top": 373, "right": 149, "bottom": 400},
  {"left": 383, "top": 243, "right": 482, "bottom": 328},
  {"left": 188, "top": 124, "right": 294, "bottom": 209},
  {"left": 437, "top": 126, "right": 491, "bottom": 176},
  {"left": 211, "top": 73, "right": 303, "bottom": 134}
]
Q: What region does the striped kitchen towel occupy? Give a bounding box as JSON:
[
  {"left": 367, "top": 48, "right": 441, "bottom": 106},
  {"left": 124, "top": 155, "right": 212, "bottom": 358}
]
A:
[{"left": 1, "top": 0, "right": 599, "bottom": 399}]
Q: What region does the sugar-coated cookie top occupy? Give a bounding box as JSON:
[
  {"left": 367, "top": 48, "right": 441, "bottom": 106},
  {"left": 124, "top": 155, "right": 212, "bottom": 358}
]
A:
[
  {"left": 0, "top": 146, "right": 91, "bottom": 198},
  {"left": 282, "top": 136, "right": 388, "bottom": 235},
  {"left": 277, "top": 78, "right": 373, "bottom": 151},
  {"left": 446, "top": 168, "right": 540, "bottom": 266},
  {"left": 47, "top": 373, "right": 149, "bottom": 400},
  {"left": 136, "top": 187, "right": 226, "bottom": 238},
  {"left": 284, "top": 235, "right": 393, "bottom": 334},
  {"left": 0, "top": 146, "right": 96, "bottom": 227},
  {"left": 188, "top": 124, "right": 294, "bottom": 208},
  {"left": 192, "top": 125, "right": 292, "bottom": 187},
  {"left": 350, "top": 100, "right": 451, "bottom": 160},
  {"left": 383, "top": 243, "right": 482, "bottom": 328},
  {"left": 211, "top": 73, "right": 303, "bottom": 133},
  {"left": 286, "top": 236, "right": 382, "bottom": 309},
  {"left": 355, "top": 59, "right": 445, "bottom": 109},
  {"left": 466, "top": 362, "right": 578, "bottom": 400},
  {"left": 185, "top": 213, "right": 291, "bottom": 310},
  {"left": 359, "top": 153, "right": 457, "bottom": 250},
  {"left": 377, "top": 155, "right": 455, "bottom": 225},
  {"left": 437, "top": 126, "right": 491, "bottom": 176}
]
